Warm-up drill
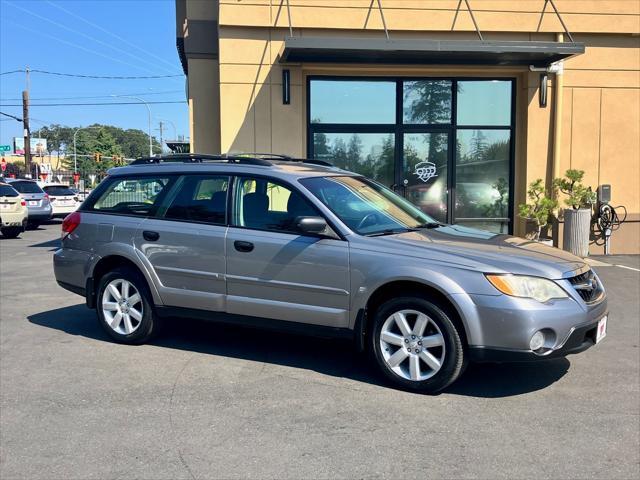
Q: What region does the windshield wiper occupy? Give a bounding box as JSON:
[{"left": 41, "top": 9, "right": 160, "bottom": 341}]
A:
[
  {"left": 366, "top": 228, "right": 414, "bottom": 237},
  {"left": 415, "top": 222, "right": 444, "bottom": 229}
]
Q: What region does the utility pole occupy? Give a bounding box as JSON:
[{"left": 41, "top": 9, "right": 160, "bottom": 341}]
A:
[
  {"left": 22, "top": 67, "right": 31, "bottom": 177},
  {"left": 158, "top": 121, "right": 164, "bottom": 155}
]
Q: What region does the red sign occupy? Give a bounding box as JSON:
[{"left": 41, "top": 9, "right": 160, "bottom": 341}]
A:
[
  {"left": 40, "top": 172, "right": 48, "bottom": 181},
  {"left": 0, "top": 159, "right": 6, "bottom": 172},
  {"left": 73, "top": 172, "right": 81, "bottom": 183}
]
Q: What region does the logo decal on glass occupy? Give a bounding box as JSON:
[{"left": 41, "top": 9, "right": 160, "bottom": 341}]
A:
[{"left": 414, "top": 161, "right": 438, "bottom": 183}]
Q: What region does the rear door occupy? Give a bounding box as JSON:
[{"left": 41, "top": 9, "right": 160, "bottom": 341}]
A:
[
  {"left": 225, "top": 176, "right": 350, "bottom": 328},
  {"left": 134, "top": 174, "right": 230, "bottom": 311}
]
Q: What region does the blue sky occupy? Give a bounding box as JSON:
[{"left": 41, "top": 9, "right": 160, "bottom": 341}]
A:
[{"left": 0, "top": 0, "right": 188, "bottom": 149}]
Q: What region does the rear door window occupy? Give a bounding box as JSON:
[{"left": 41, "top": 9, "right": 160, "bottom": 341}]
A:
[
  {"left": 161, "top": 175, "right": 229, "bottom": 225},
  {"left": 87, "top": 176, "right": 173, "bottom": 216}
]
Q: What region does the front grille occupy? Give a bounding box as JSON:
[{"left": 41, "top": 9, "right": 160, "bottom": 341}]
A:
[{"left": 568, "top": 269, "right": 602, "bottom": 303}]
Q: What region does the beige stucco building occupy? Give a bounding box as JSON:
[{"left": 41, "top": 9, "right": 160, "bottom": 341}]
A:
[{"left": 175, "top": 0, "right": 639, "bottom": 254}]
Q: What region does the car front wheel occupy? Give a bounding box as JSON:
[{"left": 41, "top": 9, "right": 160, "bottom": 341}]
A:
[
  {"left": 96, "top": 266, "right": 158, "bottom": 344},
  {"left": 371, "top": 297, "right": 465, "bottom": 393}
]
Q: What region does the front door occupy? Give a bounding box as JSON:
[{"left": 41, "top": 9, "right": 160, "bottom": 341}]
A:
[{"left": 225, "top": 176, "right": 350, "bottom": 328}]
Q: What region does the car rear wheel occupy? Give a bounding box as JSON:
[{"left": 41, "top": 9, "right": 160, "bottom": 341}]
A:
[
  {"left": 0, "top": 227, "right": 22, "bottom": 239},
  {"left": 96, "top": 266, "right": 158, "bottom": 344},
  {"left": 27, "top": 221, "right": 40, "bottom": 230},
  {"left": 371, "top": 297, "right": 465, "bottom": 393}
]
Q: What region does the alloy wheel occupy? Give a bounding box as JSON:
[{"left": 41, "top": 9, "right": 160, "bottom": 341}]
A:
[
  {"left": 379, "top": 309, "right": 446, "bottom": 381},
  {"left": 101, "top": 279, "right": 143, "bottom": 335}
]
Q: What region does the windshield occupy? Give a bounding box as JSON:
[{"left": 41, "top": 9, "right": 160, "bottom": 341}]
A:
[
  {"left": 9, "top": 181, "right": 43, "bottom": 194},
  {"left": 300, "top": 176, "right": 438, "bottom": 236}
]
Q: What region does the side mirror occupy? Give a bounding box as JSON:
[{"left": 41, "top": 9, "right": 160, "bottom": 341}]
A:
[{"left": 295, "top": 216, "right": 327, "bottom": 234}]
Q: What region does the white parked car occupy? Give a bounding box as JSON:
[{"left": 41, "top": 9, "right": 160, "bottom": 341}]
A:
[{"left": 43, "top": 184, "right": 81, "bottom": 218}]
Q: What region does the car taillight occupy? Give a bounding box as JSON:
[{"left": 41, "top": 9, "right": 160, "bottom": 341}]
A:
[
  {"left": 61, "top": 211, "right": 81, "bottom": 239},
  {"left": 20, "top": 200, "right": 26, "bottom": 206},
  {"left": 43, "top": 193, "right": 50, "bottom": 204}
]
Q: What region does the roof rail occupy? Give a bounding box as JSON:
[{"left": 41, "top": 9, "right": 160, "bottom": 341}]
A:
[
  {"left": 129, "top": 152, "right": 335, "bottom": 168},
  {"left": 130, "top": 153, "right": 272, "bottom": 166}
]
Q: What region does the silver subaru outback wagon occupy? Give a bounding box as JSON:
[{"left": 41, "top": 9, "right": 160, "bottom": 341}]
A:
[{"left": 54, "top": 154, "right": 608, "bottom": 393}]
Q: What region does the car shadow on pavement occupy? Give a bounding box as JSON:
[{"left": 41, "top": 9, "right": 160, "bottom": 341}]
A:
[
  {"left": 28, "top": 238, "right": 61, "bottom": 249},
  {"left": 28, "top": 304, "right": 570, "bottom": 398}
]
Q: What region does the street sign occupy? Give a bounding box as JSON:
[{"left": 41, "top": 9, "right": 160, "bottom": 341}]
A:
[{"left": 0, "top": 145, "right": 11, "bottom": 152}]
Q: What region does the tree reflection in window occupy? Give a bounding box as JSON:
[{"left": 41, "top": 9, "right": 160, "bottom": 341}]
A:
[{"left": 313, "top": 131, "right": 395, "bottom": 186}]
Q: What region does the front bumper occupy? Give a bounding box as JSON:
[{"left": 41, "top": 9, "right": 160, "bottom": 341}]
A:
[
  {"left": 469, "top": 319, "right": 604, "bottom": 362},
  {"left": 452, "top": 284, "right": 608, "bottom": 362}
]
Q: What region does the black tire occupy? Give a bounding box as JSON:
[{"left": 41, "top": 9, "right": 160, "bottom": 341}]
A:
[
  {"left": 27, "top": 221, "right": 40, "bottom": 230},
  {"left": 96, "top": 266, "right": 159, "bottom": 345},
  {"left": 371, "top": 297, "right": 465, "bottom": 394},
  {"left": 0, "top": 227, "right": 22, "bottom": 239}
]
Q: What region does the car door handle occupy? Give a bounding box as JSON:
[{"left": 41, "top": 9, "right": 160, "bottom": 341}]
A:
[
  {"left": 234, "top": 240, "right": 254, "bottom": 253},
  {"left": 142, "top": 230, "right": 160, "bottom": 241}
]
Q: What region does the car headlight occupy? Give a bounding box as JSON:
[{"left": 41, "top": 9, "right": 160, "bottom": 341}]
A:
[{"left": 485, "top": 274, "right": 568, "bottom": 303}]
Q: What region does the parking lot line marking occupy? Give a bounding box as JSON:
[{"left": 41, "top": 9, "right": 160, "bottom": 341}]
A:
[{"left": 614, "top": 264, "right": 640, "bottom": 272}]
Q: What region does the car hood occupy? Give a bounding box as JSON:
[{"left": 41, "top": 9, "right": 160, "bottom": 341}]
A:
[{"left": 356, "top": 224, "right": 586, "bottom": 279}]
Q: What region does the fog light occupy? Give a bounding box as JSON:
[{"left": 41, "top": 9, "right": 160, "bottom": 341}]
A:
[{"left": 530, "top": 331, "right": 545, "bottom": 351}]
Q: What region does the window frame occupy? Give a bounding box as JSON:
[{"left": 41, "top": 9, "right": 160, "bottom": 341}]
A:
[
  {"left": 157, "top": 174, "right": 232, "bottom": 226},
  {"left": 230, "top": 173, "right": 343, "bottom": 239},
  {"left": 80, "top": 174, "right": 178, "bottom": 218},
  {"left": 306, "top": 75, "right": 516, "bottom": 234}
]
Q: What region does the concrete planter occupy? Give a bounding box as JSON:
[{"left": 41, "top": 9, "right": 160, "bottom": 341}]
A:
[{"left": 563, "top": 208, "right": 592, "bottom": 257}]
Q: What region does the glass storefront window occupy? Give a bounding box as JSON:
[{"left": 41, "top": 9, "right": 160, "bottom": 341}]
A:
[
  {"left": 309, "top": 80, "right": 396, "bottom": 124},
  {"left": 455, "top": 129, "right": 511, "bottom": 233},
  {"left": 456, "top": 80, "right": 512, "bottom": 126},
  {"left": 308, "top": 77, "right": 515, "bottom": 233},
  {"left": 403, "top": 133, "right": 449, "bottom": 223},
  {"left": 312, "top": 132, "right": 395, "bottom": 186},
  {"left": 403, "top": 80, "right": 452, "bottom": 124}
]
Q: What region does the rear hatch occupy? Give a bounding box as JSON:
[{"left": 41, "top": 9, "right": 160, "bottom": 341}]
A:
[
  {"left": 44, "top": 185, "right": 79, "bottom": 206},
  {"left": 9, "top": 180, "right": 46, "bottom": 206}
]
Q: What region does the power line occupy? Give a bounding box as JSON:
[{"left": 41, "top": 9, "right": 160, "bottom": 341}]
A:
[
  {"left": 0, "top": 111, "right": 23, "bottom": 122},
  {"left": 0, "top": 101, "right": 185, "bottom": 107},
  {"left": 0, "top": 69, "right": 183, "bottom": 79},
  {"left": 10, "top": 23, "right": 182, "bottom": 81},
  {"left": 45, "top": 0, "right": 181, "bottom": 72},
  {"left": 4, "top": 1, "right": 179, "bottom": 77},
  {"left": 1, "top": 90, "right": 184, "bottom": 101}
]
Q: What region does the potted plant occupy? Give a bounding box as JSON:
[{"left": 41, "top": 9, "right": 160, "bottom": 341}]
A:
[
  {"left": 553, "top": 169, "right": 597, "bottom": 257},
  {"left": 518, "top": 179, "right": 558, "bottom": 243}
]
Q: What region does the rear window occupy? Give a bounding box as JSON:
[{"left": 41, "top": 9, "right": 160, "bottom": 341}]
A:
[
  {"left": 44, "top": 185, "right": 76, "bottom": 196},
  {"left": 9, "top": 181, "right": 43, "bottom": 194},
  {"left": 0, "top": 185, "right": 19, "bottom": 197},
  {"left": 87, "top": 176, "right": 173, "bottom": 216}
]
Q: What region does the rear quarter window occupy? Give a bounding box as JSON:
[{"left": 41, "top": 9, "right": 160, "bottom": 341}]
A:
[{"left": 85, "top": 176, "right": 174, "bottom": 217}]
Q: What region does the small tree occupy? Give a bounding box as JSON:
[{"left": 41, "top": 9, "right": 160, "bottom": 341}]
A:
[
  {"left": 553, "top": 169, "right": 597, "bottom": 210},
  {"left": 518, "top": 179, "right": 558, "bottom": 241}
]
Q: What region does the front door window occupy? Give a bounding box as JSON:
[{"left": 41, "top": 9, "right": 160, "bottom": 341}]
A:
[{"left": 308, "top": 77, "right": 515, "bottom": 233}]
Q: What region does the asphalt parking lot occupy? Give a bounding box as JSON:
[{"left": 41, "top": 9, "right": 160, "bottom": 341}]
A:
[{"left": 1, "top": 222, "right": 639, "bottom": 479}]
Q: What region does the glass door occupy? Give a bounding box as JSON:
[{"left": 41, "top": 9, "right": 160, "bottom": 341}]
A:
[{"left": 402, "top": 132, "right": 449, "bottom": 224}]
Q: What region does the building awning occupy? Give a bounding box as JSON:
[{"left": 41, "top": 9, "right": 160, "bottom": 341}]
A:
[{"left": 278, "top": 37, "right": 584, "bottom": 67}]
